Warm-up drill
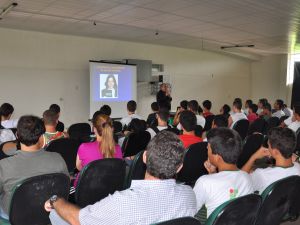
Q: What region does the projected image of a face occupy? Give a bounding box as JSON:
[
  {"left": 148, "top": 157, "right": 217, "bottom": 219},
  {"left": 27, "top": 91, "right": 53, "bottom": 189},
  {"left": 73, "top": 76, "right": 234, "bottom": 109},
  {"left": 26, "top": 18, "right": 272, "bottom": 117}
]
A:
[{"left": 107, "top": 77, "right": 115, "bottom": 89}]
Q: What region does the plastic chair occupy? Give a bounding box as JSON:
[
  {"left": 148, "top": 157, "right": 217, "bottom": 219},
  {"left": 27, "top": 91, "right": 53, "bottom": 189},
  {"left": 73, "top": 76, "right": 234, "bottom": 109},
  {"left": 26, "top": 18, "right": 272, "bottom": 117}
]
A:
[
  {"left": 122, "top": 131, "right": 151, "bottom": 157},
  {"left": 255, "top": 176, "right": 300, "bottom": 225},
  {"left": 67, "top": 123, "right": 91, "bottom": 143},
  {"left": 154, "top": 217, "right": 201, "bottom": 225},
  {"left": 233, "top": 119, "right": 249, "bottom": 140},
  {"left": 124, "top": 151, "right": 146, "bottom": 188},
  {"left": 205, "top": 194, "right": 262, "bottom": 225},
  {"left": 248, "top": 118, "right": 267, "bottom": 135},
  {"left": 2, "top": 173, "right": 70, "bottom": 225},
  {"left": 75, "top": 158, "right": 126, "bottom": 208},
  {"left": 177, "top": 142, "right": 208, "bottom": 186},
  {"left": 204, "top": 115, "right": 215, "bottom": 132},
  {"left": 45, "top": 138, "right": 81, "bottom": 173}
]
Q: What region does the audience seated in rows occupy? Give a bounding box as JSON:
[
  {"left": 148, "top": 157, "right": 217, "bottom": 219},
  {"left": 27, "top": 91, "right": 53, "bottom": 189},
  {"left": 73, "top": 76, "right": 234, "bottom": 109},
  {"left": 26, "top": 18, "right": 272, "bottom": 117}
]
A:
[
  {"left": 0, "top": 115, "right": 68, "bottom": 219},
  {"left": 173, "top": 100, "right": 188, "bottom": 126},
  {"left": 242, "top": 127, "right": 300, "bottom": 193},
  {"left": 46, "top": 131, "right": 197, "bottom": 225},
  {"left": 247, "top": 103, "right": 259, "bottom": 123},
  {"left": 193, "top": 128, "right": 253, "bottom": 218},
  {"left": 272, "top": 99, "right": 285, "bottom": 118},
  {"left": 0, "top": 103, "right": 18, "bottom": 129},
  {"left": 146, "top": 109, "right": 170, "bottom": 139},
  {"left": 244, "top": 99, "right": 253, "bottom": 115},
  {"left": 75, "top": 114, "right": 122, "bottom": 186},
  {"left": 42, "top": 110, "right": 67, "bottom": 148},
  {"left": 179, "top": 110, "right": 202, "bottom": 148},
  {"left": 228, "top": 99, "right": 248, "bottom": 128},
  {"left": 146, "top": 102, "right": 159, "bottom": 127},
  {"left": 120, "top": 100, "right": 142, "bottom": 128},
  {"left": 202, "top": 100, "right": 214, "bottom": 118},
  {"left": 49, "top": 104, "right": 65, "bottom": 132}
]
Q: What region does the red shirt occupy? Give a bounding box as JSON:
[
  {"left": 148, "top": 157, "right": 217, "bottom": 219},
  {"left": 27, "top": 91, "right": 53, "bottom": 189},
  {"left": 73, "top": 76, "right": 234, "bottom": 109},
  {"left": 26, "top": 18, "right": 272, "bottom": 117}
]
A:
[
  {"left": 203, "top": 111, "right": 214, "bottom": 118},
  {"left": 247, "top": 113, "right": 258, "bottom": 123},
  {"left": 179, "top": 134, "right": 203, "bottom": 149}
]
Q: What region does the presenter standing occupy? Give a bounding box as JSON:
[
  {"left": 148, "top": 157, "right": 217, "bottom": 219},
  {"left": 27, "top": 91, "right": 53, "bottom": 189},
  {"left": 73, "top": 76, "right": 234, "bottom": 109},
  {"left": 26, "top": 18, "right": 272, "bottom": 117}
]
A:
[{"left": 156, "top": 83, "right": 172, "bottom": 110}]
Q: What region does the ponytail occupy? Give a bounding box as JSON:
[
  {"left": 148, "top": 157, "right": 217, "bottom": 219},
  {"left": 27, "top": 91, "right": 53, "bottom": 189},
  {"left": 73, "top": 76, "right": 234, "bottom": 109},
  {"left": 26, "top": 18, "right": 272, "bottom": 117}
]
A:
[{"left": 100, "top": 122, "right": 115, "bottom": 158}]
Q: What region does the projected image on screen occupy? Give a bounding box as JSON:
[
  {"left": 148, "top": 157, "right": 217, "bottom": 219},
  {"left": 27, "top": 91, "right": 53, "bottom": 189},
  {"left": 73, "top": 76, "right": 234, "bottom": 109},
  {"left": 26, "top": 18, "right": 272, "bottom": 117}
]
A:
[{"left": 100, "top": 74, "right": 118, "bottom": 98}]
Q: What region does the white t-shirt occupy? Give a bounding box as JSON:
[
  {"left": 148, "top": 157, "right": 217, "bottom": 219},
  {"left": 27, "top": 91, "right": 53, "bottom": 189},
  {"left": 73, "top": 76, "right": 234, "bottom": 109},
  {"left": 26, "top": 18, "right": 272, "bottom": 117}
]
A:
[
  {"left": 230, "top": 112, "right": 248, "bottom": 128},
  {"left": 177, "top": 115, "right": 206, "bottom": 130},
  {"left": 251, "top": 163, "right": 300, "bottom": 194},
  {"left": 0, "top": 129, "right": 16, "bottom": 144},
  {"left": 272, "top": 110, "right": 285, "bottom": 119},
  {"left": 146, "top": 126, "right": 168, "bottom": 139},
  {"left": 120, "top": 114, "right": 142, "bottom": 127},
  {"left": 288, "top": 121, "right": 300, "bottom": 133},
  {"left": 193, "top": 170, "right": 254, "bottom": 217},
  {"left": 284, "top": 116, "right": 293, "bottom": 126},
  {"left": 1, "top": 119, "right": 18, "bottom": 129}
]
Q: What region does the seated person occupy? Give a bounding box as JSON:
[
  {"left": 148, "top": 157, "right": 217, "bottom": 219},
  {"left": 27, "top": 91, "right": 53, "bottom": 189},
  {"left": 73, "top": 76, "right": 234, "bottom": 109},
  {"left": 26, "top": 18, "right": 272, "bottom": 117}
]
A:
[
  {"left": 99, "top": 105, "right": 111, "bottom": 116},
  {"left": 173, "top": 100, "right": 188, "bottom": 126},
  {"left": 178, "top": 110, "right": 202, "bottom": 148},
  {"left": 272, "top": 99, "right": 285, "bottom": 119},
  {"left": 244, "top": 99, "right": 253, "bottom": 115},
  {"left": 203, "top": 115, "right": 228, "bottom": 141},
  {"left": 257, "top": 98, "right": 268, "bottom": 115},
  {"left": 220, "top": 104, "right": 231, "bottom": 121},
  {"left": 228, "top": 99, "right": 248, "bottom": 128},
  {"left": 75, "top": 114, "right": 122, "bottom": 186},
  {"left": 0, "top": 103, "right": 18, "bottom": 128},
  {"left": 146, "top": 102, "right": 159, "bottom": 127},
  {"left": 42, "top": 110, "right": 67, "bottom": 148},
  {"left": 49, "top": 104, "right": 65, "bottom": 132},
  {"left": 283, "top": 104, "right": 293, "bottom": 118},
  {"left": 261, "top": 102, "right": 272, "bottom": 121},
  {"left": 0, "top": 128, "right": 16, "bottom": 145},
  {"left": 202, "top": 100, "right": 214, "bottom": 118},
  {"left": 147, "top": 109, "right": 170, "bottom": 139},
  {"left": 193, "top": 128, "right": 254, "bottom": 218},
  {"left": 283, "top": 104, "right": 300, "bottom": 132},
  {"left": 120, "top": 100, "right": 142, "bottom": 128},
  {"left": 242, "top": 127, "right": 300, "bottom": 193},
  {"left": 247, "top": 104, "right": 259, "bottom": 123},
  {"left": 46, "top": 131, "right": 197, "bottom": 225},
  {"left": 0, "top": 115, "right": 68, "bottom": 219}
]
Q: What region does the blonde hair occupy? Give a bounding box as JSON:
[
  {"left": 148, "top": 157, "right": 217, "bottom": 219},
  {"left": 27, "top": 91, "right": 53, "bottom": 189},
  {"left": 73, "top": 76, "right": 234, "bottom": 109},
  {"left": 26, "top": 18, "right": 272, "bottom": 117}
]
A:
[{"left": 93, "top": 114, "right": 115, "bottom": 158}]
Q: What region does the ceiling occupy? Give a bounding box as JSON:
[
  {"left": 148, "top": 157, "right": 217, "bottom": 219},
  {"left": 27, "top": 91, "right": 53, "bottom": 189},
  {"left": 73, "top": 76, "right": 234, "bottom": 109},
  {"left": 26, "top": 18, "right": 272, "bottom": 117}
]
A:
[{"left": 0, "top": 0, "right": 299, "bottom": 58}]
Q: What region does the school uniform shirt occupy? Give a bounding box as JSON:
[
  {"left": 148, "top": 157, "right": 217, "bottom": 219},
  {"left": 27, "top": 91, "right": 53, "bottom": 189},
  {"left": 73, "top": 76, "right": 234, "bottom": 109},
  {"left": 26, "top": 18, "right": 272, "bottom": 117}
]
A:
[
  {"left": 120, "top": 114, "right": 142, "bottom": 127},
  {"left": 193, "top": 170, "right": 254, "bottom": 217},
  {"left": 146, "top": 126, "right": 168, "bottom": 139},
  {"left": 1, "top": 119, "right": 18, "bottom": 129},
  {"left": 272, "top": 110, "right": 285, "bottom": 119},
  {"left": 288, "top": 121, "right": 300, "bottom": 133},
  {"left": 230, "top": 112, "right": 248, "bottom": 128},
  {"left": 284, "top": 116, "right": 293, "bottom": 126},
  {"left": 250, "top": 163, "right": 300, "bottom": 194}
]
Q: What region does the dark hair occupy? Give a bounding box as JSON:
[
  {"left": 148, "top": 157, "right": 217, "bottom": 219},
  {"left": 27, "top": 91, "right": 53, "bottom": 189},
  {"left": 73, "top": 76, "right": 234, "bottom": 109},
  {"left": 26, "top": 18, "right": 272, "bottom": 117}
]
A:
[
  {"left": 234, "top": 98, "right": 242, "bottom": 105},
  {"left": 146, "top": 130, "right": 184, "bottom": 179},
  {"left": 127, "top": 100, "right": 137, "bottom": 112},
  {"left": 268, "top": 127, "right": 296, "bottom": 159},
  {"left": 0, "top": 103, "right": 14, "bottom": 117},
  {"left": 222, "top": 104, "right": 231, "bottom": 115},
  {"left": 180, "top": 100, "right": 188, "bottom": 110},
  {"left": 203, "top": 100, "right": 212, "bottom": 110},
  {"left": 249, "top": 104, "right": 258, "bottom": 113},
  {"left": 157, "top": 109, "right": 169, "bottom": 122},
  {"left": 207, "top": 128, "right": 242, "bottom": 164},
  {"left": 43, "top": 110, "right": 58, "bottom": 126},
  {"left": 128, "top": 119, "right": 144, "bottom": 133},
  {"left": 151, "top": 102, "right": 159, "bottom": 111},
  {"left": 198, "top": 105, "right": 203, "bottom": 114},
  {"left": 49, "top": 104, "right": 60, "bottom": 114},
  {"left": 263, "top": 103, "right": 272, "bottom": 112},
  {"left": 245, "top": 99, "right": 253, "bottom": 107},
  {"left": 188, "top": 100, "right": 199, "bottom": 113},
  {"left": 213, "top": 115, "right": 228, "bottom": 127},
  {"left": 17, "top": 115, "right": 45, "bottom": 146},
  {"left": 100, "top": 105, "right": 111, "bottom": 116},
  {"left": 179, "top": 110, "right": 197, "bottom": 132},
  {"left": 276, "top": 99, "right": 284, "bottom": 109},
  {"left": 294, "top": 104, "right": 300, "bottom": 116},
  {"left": 233, "top": 99, "right": 242, "bottom": 110},
  {"left": 105, "top": 74, "right": 118, "bottom": 90},
  {"left": 259, "top": 98, "right": 268, "bottom": 107}
]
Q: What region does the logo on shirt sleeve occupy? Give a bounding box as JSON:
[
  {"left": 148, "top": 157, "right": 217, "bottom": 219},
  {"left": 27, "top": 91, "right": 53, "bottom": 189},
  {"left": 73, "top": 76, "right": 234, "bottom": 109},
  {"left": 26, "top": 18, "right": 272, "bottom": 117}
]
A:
[{"left": 229, "top": 188, "right": 238, "bottom": 199}]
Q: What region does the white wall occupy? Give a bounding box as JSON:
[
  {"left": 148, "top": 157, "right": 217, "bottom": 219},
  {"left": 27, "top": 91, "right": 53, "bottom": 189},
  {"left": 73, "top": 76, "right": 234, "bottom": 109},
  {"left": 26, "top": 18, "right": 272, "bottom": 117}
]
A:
[{"left": 0, "top": 27, "right": 254, "bottom": 127}]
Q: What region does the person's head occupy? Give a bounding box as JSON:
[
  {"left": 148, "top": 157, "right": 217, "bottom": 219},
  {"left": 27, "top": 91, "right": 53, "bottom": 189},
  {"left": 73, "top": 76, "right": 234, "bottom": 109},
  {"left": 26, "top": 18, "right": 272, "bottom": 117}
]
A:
[
  {"left": 293, "top": 104, "right": 300, "bottom": 121},
  {"left": 127, "top": 100, "right": 137, "bottom": 113},
  {"left": 92, "top": 114, "right": 115, "bottom": 158},
  {"left": 0, "top": 103, "right": 14, "bottom": 119},
  {"left": 179, "top": 110, "right": 197, "bottom": 132},
  {"left": 17, "top": 115, "right": 45, "bottom": 147},
  {"left": 180, "top": 100, "right": 188, "bottom": 110},
  {"left": 267, "top": 127, "right": 296, "bottom": 159},
  {"left": 128, "top": 119, "right": 144, "bottom": 133},
  {"left": 151, "top": 102, "right": 159, "bottom": 112},
  {"left": 234, "top": 98, "right": 242, "bottom": 106},
  {"left": 245, "top": 99, "right": 253, "bottom": 109},
  {"left": 263, "top": 103, "right": 272, "bottom": 115},
  {"left": 220, "top": 104, "right": 231, "bottom": 115},
  {"left": 156, "top": 109, "right": 169, "bottom": 125},
  {"left": 144, "top": 130, "right": 184, "bottom": 179},
  {"left": 99, "top": 105, "right": 111, "bottom": 116},
  {"left": 258, "top": 98, "right": 268, "bottom": 109},
  {"left": 249, "top": 104, "right": 258, "bottom": 114},
  {"left": 105, "top": 75, "right": 117, "bottom": 89},
  {"left": 232, "top": 99, "right": 242, "bottom": 112},
  {"left": 212, "top": 115, "right": 228, "bottom": 128},
  {"left": 160, "top": 83, "right": 167, "bottom": 92},
  {"left": 274, "top": 99, "right": 284, "bottom": 110},
  {"left": 49, "top": 104, "right": 61, "bottom": 117},
  {"left": 207, "top": 128, "right": 242, "bottom": 167},
  {"left": 202, "top": 100, "right": 212, "bottom": 111},
  {"left": 43, "top": 110, "right": 58, "bottom": 127},
  {"left": 188, "top": 100, "right": 199, "bottom": 114}
]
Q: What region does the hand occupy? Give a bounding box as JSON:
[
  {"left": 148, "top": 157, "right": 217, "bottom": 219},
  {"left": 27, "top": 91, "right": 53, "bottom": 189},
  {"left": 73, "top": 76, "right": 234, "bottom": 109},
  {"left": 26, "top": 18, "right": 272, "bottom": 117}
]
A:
[
  {"left": 253, "top": 147, "right": 271, "bottom": 160},
  {"left": 204, "top": 160, "right": 217, "bottom": 174},
  {"left": 44, "top": 200, "right": 52, "bottom": 212}
]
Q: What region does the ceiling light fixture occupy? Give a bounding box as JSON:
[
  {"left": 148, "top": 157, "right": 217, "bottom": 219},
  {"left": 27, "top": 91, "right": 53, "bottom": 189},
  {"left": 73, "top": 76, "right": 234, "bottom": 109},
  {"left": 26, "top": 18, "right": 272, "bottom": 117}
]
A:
[
  {"left": 220, "top": 44, "right": 255, "bottom": 49},
  {"left": 0, "top": 2, "right": 18, "bottom": 20}
]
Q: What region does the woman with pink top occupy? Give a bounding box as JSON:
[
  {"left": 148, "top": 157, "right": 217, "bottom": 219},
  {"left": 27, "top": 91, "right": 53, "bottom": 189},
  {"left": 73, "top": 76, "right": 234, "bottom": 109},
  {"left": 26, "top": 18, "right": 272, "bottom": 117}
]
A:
[{"left": 74, "top": 114, "right": 122, "bottom": 186}]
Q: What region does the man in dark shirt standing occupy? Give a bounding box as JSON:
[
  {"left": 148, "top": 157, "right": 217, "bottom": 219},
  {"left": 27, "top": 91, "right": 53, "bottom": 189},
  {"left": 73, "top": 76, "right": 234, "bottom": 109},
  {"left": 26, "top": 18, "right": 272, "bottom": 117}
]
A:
[{"left": 156, "top": 83, "right": 172, "bottom": 110}]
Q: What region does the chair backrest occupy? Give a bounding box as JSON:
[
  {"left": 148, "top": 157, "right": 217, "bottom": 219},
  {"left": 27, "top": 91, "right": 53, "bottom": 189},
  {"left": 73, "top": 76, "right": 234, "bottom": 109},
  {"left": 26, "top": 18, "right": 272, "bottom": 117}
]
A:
[
  {"left": 113, "top": 121, "right": 123, "bottom": 134},
  {"left": 9, "top": 173, "right": 70, "bottom": 225},
  {"left": 295, "top": 128, "right": 300, "bottom": 153},
  {"left": 204, "top": 115, "right": 215, "bottom": 131},
  {"left": 205, "top": 194, "right": 262, "bottom": 225},
  {"left": 75, "top": 158, "right": 126, "bottom": 208},
  {"left": 177, "top": 142, "right": 208, "bottom": 185},
  {"left": 45, "top": 138, "right": 81, "bottom": 173},
  {"left": 266, "top": 117, "right": 280, "bottom": 133},
  {"left": 237, "top": 133, "right": 264, "bottom": 169},
  {"left": 123, "top": 131, "right": 151, "bottom": 157},
  {"left": 124, "top": 151, "right": 146, "bottom": 188},
  {"left": 0, "top": 141, "right": 15, "bottom": 160},
  {"left": 233, "top": 119, "right": 249, "bottom": 140},
  {"left": 255, "top": 175, "right": 300, "bottom": 225},
  {"left": 248, "top": 118, "right": 267, "bottom": 135},
  {"left": 67, "top": 123, "right": 91, "bottom": 143},
  {"left": 154, "top": 217, "right": 201, "bottom": 225}
]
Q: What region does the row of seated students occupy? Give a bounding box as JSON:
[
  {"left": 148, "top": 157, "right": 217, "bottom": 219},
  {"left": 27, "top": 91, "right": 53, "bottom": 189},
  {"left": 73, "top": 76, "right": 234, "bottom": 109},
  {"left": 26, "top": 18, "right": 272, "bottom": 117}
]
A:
[{"left": 0, "top": 98, "right": 299, "bottom": 225}]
